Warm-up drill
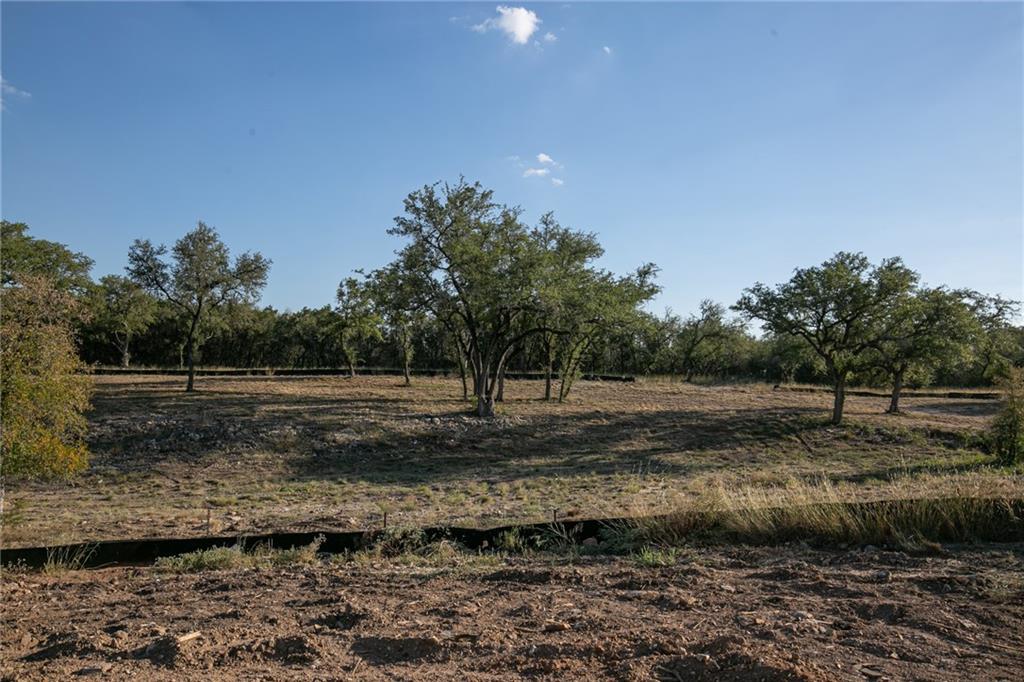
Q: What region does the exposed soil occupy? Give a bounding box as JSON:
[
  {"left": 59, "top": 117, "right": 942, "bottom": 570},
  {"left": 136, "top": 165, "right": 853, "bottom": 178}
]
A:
[
  {"left": 3, "top": 376, "right": 1013, "bottom": 548},
  {"left": 3, "top": 544, "right": 1022, "bottom": 680}
]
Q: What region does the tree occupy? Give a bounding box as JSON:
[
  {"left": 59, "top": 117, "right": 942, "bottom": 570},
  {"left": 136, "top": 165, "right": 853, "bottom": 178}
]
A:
[
  {"left": 387, "top": 181, "right": 549, "bottom": 416},
  {"left": 870, "top": 287, "right": 977, "bottom": 413},
  {"left": 1, "top": 275, "right": 92, "bottom": 478},
  {"left": 762, "top": 332, "right": 818, "bottom": 384},
  {"left": 964, "top": 293, "right": 1021, "bottom": 383},
  {"left": 735, "top": 252, "right": 916, "bottom": 425},
  {"left": 90, "top": 275, "right": 157, "bottom": 367},
  {"left": 367, "top": 264, "right": 424, "bottom": 385},
  {"left": 1, "top": 221, "right": 94, "bottom": 295},
  {"left": 674, "top": 300, "right": 744, "bottom": 381},
  {"left": 555, "top": 266, "right": 659, "bottom": 402},
  {"left": 530, "top": 213, "right": 608, "bottom": 400},
  {"left": 386, "top": 180, "right": 657, "bottom": 416},
  {"left": 127, "top": 222, "right": 270, "bottom": 391},
  {"left": 335, "top": 277, "right": 382, "bottom": 377},
  {"left": 991, "top": 367, "right": 1024, "bottom": 465}
]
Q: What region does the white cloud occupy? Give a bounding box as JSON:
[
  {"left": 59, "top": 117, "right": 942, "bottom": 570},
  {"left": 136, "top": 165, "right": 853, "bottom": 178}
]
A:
[
  {"left": 551, "top": 178, "right": 564, "bottom": 186},
  {"left": 0, "top": 77, "right": 31, "bottom": 110},
  {"left": 523, "top": 167, "right": 550, "bottom": 178},
  {"left": 473, "top": 6, "right": 541, "bottom": 45},
  {"left": 537, "top": 153, "right": 556, "bottom": 165},
  {"left": 543, "top": 32, "right": 558, "bottom": 43},
  {"left": 603, "top": 45, "right": 613, "bottom": 55}
]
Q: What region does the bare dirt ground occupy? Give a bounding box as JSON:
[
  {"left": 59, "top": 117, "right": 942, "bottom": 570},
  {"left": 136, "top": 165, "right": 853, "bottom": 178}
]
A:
[
  {"left": 3, "top": 544, "right": 1022, "bottom": 681},
  {"left": 2, "top": 375, "right": 1016, "bottom": 548}
]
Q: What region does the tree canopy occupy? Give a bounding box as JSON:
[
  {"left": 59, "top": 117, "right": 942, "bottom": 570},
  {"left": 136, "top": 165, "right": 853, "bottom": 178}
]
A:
[
  {"left": 383, "top": 179, "right": 658, "bottom": 416},
  {"left": 1, "top": 220, "right": 94, "bottom": 294},
  {"left": 127, "top": 221, "right": 270, "bottom": 391},
  {"left": 735, "top": 252, "right": 917, "bottom": 424}
]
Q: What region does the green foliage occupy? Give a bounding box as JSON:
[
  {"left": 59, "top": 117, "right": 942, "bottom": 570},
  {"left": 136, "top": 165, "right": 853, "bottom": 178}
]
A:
[
  {"left": 368, "top": 526, "right": 428, "bottom": 556},
  {"left": 335, "top": 276, "right": 383, "bottom": 376},
  {"left": 1, "top": 275, "right": 92, "bottom": 478},
  {"left": 87, "top": 275, "right": 157, "bottom": 367},
  {"left": 632, "top": 546, "right": 684, "bottom": 567},
  {"left": 991, "top": 368, "right": 1024, "bottom": 465},
  {"left": 127, "top": 221, "right": 270, "bottom": 389},
  {"left": 365, "top": 263, "right": 427, "bottom": 383},
  {"left": 735, "top": 252, "right": 918, "bottom": 423},
  {"left": 868, "top": 287, "right": 978, "bottom": 411},
  {"left": 1, "top": 221, "right": 94, "bottom": 294},
  {"left": 384, "top": 180, "right": 657, "bottom": 415},
  {"left": 963, "top": 293, "right": 1022, "bottom": 384},
  {"left": 155, "top": 536, "right": 324, "bottom": 573}
]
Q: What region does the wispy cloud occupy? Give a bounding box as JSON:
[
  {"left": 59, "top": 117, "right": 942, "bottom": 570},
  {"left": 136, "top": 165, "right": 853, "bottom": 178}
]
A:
[
  {"left": 542, "top": 32, "right": 558, "bottom": 43},
  {"left": 1, "top": 76, "right": 31, "bottom": 110},
  {"left": 514, "top": 151, "right": 567, "bottom": 185},
  {"left": 603, "top": 45, "right": 613, "bottom": 55},
  {"left": 473, "top": 6, "right": 541, "bottom": 45}
]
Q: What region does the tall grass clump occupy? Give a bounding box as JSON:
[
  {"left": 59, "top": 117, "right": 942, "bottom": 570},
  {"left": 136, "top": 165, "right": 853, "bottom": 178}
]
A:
[
  {"left": 620, "top": 478, "right": 1023, "bottom": 550},
  {"left": 43, "top": 544, "right": 97, "bottom": 574},
  {"left": 991, "top": 368, "right": 1024, "bottom": 466}
]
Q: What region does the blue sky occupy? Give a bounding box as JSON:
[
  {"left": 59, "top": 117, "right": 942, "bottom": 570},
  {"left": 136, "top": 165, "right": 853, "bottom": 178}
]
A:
[{"left": 3, "top": 2, "right": 1022, "bottom": 315}]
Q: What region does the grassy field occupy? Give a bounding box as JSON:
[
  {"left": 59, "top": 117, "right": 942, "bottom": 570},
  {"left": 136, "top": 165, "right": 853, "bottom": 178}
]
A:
[{"left": 3, "top": 374, "right": 1019, "bottom": 548}]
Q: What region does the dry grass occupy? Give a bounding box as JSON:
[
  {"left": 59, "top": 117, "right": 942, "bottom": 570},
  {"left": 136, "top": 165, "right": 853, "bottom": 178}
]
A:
[
  {"left": 42, "top": 543, "right": 97, "bottom": 574},
  {"left": 618, "top": 475, "right": 1023, "bottom": 550},
  {"left": 3, "top": 375, "right": 1018, "bottom": 548}
]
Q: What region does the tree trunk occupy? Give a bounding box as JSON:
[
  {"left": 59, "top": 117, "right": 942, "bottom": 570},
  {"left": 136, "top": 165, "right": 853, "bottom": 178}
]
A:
[
  {"left": 496, "top": 364, "right": 506, "bottom": 402},
  {"left": 887, "top": 368, "right": 904, "bottom": 414},
  {"left": 348, "top": 356, "right": 356, "bottom": 378},
  {"left": 831, "top": 374, "right": 846, "bottom": 425},
  {"left": 403, "top": 355, "right": 411, "bottom": 386},
  {"left": 457, "top": 353, "right": 468, "bottom": 400},
  {"left": 120, "top": 345, "right": 131, "bottom": 369},
  {"left": 185, "top": 335, "right": 196, "bottom": 392},
  {"left": 543, "top": 336, "right": 553, "bottom": 401},
  {"left": 544, "top": 359, "right": 553, "bottom": 401},
  {"left": 474, "top": 369, "right": 494, "bottom": 417}
]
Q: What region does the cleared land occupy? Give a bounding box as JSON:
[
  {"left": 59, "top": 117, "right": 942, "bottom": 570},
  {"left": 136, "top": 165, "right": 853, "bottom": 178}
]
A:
[
  {"left": 3, "top": 375, "right": 1024, "bottom": 680},
  {"left": 3, "top": 545, "right": 1023, "bottom": 680},
  {"left": 2, "top": 375, "right": 1019, "bottom": 547}
]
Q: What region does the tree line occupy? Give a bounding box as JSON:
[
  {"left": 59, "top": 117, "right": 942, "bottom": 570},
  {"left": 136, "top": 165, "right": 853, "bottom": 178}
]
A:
[{"left": 3, "top": 178, "right": 1023, "bottom": 475}]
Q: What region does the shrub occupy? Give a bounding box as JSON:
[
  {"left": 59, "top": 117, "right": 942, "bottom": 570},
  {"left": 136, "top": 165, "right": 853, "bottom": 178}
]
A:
[
  {"left": 155, "top": 536, "right": 324, "bottom": 573},
  {"left": 1, "top": 275, "right": 91, "bottom": 478},
  {"left": 991, "top": 368, "right": 1024, "bottom": 465}
]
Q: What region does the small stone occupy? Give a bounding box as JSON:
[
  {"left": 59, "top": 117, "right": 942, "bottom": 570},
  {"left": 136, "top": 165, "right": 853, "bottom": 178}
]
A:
[{"left": 543, "top": 621, "right": 571, "bottom": 633}]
